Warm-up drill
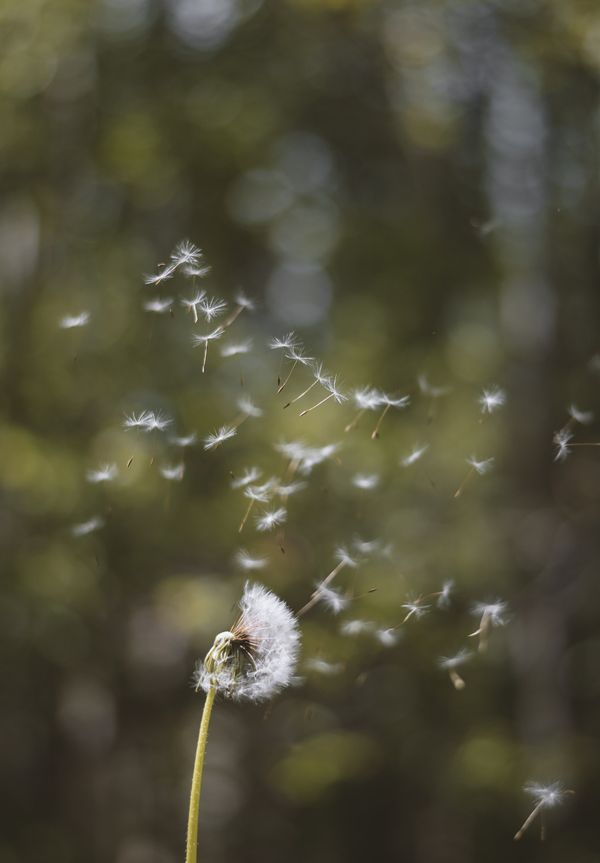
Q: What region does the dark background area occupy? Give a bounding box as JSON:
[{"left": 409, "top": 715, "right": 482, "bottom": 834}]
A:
[{"left": 1, "top": 1, "right": 600, "bottom": 861}]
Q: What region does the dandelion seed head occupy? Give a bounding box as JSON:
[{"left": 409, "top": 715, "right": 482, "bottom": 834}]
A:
[
  {"left": 192, "top": 326, "right": 225, "bottom": 347},
  {"left": 401, "top": 443, "right": 429, "bottom": 467},
  {"left": 471, "top": 599, "right": 508, "bottom": 626},
  {"left": 402, "top": 598, "right": 430, "bottom": 619},
  {"left": 234, "top": 549, "right": 269, "bottom": 571},
  {"left": 194, "top": 582, "right": 300, "bottom": 701},
  {"left": 171, "top": 239, "right": 204, "bottom": 269},
  {"left": 553, "top": 428, "right": 573, "bottom": 462},
  {"left": 221, "top": 340, "right": 253, "bottom": 357},
  {"left": 86, "top": 463, "right": 118, "bottom": 483},
  {"left": 144, "top": 263, "right": 176, "bottom": 286},
  {"left": 234, "top": 291, "right": 255, "bottom": 311},
  {"left": 352, "top": 387, "right": 384, "bottom": 410},
  {"left": 438, "top": 648, "right": 472, "bottom": 670},
  {"left": 199, "top": 296, "right": 228, "bottom": 322},
  {"left": 466, "top": 455, "right": 495, "bottom": 475},
  {"left": 524, "top": 782, "right": 568, "bottom": 808},
  {"left": 335, "top": 546, "right": 359, "bottom": 568},
  {"left": 380, "top": 393, "right": 410, "bottom": 409},
  {"left": 244, "top": 485, "right": 272, "bottom": 503},
  {"left": 256, "top": 507, "right": 287, "bottom": 531},
  {"left": 375, "top": 628, "right": 400, "bottom": 647},
  {"left": 315, "top": 584, "right": 349, "bottom": 615},
  {"left": 231, "top": 467, "right": 263, "bottom": 489},
  {"left": 181, "top": 290, "right": 207, "bottom": 311},
  {"left": 237, "top": 396, "right": 263, "bottom": 418},
  {"left": 269, "top": 332, "right": 300, "bottom": 351}
]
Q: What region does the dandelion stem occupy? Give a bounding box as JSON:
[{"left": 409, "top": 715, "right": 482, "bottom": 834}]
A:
[
  {"left": 345, "top": 409, "right": 365, "bottom": 433},
  {"left": 277, "top": 360, "right": 298, "bottom": 394},
  {"left": 238, "top": 499, "right": 255, "bottom": 533},
  {"left": 202, "top": 340, "right": 209, "bottom": 374},
  {"left": 222, "top": 305, "right": 243, "bottom": 329},
  {"left": 283, "top": 378, "right": 318, "bottom": 409},
  {"left": 371, "top": 403, "right": 391, "bottom": 439},
  {"left": 186, "top": 685, "right": 217, "bottom": 863},
  {"left": 514, "top": 801, "right": 544, "bottom": 841},
  {"left": 299, "top": 392, "right": 334, "bottom": 417},
  {"left": 297, "top": 561, "right": 346, "bottom": 616},
  {"left": 453, "top": 466, "right": 475, "bottom": 499}
]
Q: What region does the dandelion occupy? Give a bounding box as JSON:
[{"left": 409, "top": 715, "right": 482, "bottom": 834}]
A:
[
  {"left": 275, "top": 481, "right": 306, "bottom": 498},
  {"left": 160, "top": 463, "right": 185, "bottom": 481},
  {"left": 312, "top": 583, "right": 349, "bottom": 615},
  {"left": 59, "top": 311, "right": 90, "bottom": 329},
  {"left": 220, "top": 340, "right": 253, "bottom": 358},
  {"left": 401, "top": 598, "right": 430, "bottom": 624},
  {"left": 299, "top": 375, "right": 346, "bottom": 417},
  {"left": 340, "top": 619, "right": 374, "bottom": 637},
  {"left": 479, "top": 386, "right": 506, "bottom": 415},
  {"left": 234, "top": 396, "right": 263, "bottom": 424},
  {"left": 181, "top": 290, "right": 207, "bottom": 323},
  {"left": 374, "top": 628, "right": 400, "bottom": 647},
  {"left": 298, "top": 546, "right": 358, "bottom": 616},
  {"left": 436, "top": 579, "right": 454, "bottom": 609},
  {"left": 417, "top": 374, "right": 451, "bottom": 399},
  {"left": 143, "top": 297, "right": 173, "bottom": 314},
  {"left": 344, "top": 387, "right": 383, "bottom": 433},
  {"left": 469, "top": 599, "right": 508, "bottom": 652},
  {"left": 71, "top": 516, "right": 104, "bottom": 537},
  {"left": 234, "top": 549, "right": 268, "bottom": 570},
  {"left": 192, "top": 326, "right": 225, "bottom": 373},
  {"left": 371, "top": 393, "right": 410, "bottom": 440},
  {"left": 86, "top": 463, "right": 118, "bottom": 483},
  {"left": 454, "top": 455, "right": 495, "bottom": 498},
  {"left": 144, "top": 263, "right": 177, "bottom": 286},
  {"left": 352, "top": 473, "right": 380, "bottom": 490},
  {"left": 169, "top": 432, "right": 198, "bottom": 448},
  {"left": 238, "top": 484, "right": 273, "bottom": 532},
  {"left": 255, "top": 507, "right": 287, "bottom": 532},
  {"left": 278, "top": 346, "right": 314, "bottom": 394},
  {"left": 231, "top": 467, "right": 263, "bottom": 490},
  {"left": 352, "top": 536, "right": 383, "bottom": 556},
  {"left": 567, "top": 404, "right": 593, "bottom": 425},
  {"left": 400, "top": 443, "right": 429, "bottom": 467},
  {"left": 188, "top": 583, "right": 299, "bottom": 863},
  {"left": 438, "top": 648, "right": 472, "bottom": 690},
  {"left": 514, "top": 782, "right": 573, "bottom": 841},
  {"left": 203, "top": 425, "right": 237, "bottom": 451},
  {"left": 171, "top": 239, "right": 204, "bottom": 271}
]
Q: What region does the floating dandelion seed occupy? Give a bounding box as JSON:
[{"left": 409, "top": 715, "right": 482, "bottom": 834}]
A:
[
  {"left": 400, "top": 443, "right": 429, "bottom": 467},
  {"left": 417, "top": 374, "right": 451, "bottom": 398},
  {"left": 124, "top": 410, "right": 172, "bottom": 433},
  {"left": 169, "top": 432, "right": 197, "bottom": 448},
  {"left": 255, "top": 507, "right": 287, "bottom": 532},
  {"left": 375, "top": 628, "right": 400, "bottom": 647},
  {"left": 198, "top": 296, "right": 228, "bottom": 323},
  {"left": 203, "top": 425, "right": 237, "bottom": 451},
  {"left": 238, "top": 483, "right": 273, "bottom": 532},
  {"left": 144, "top": 263, "right": 177, "bottom": 286},
  {"left": 231, "top": 467, "right": 263, "bottom": 490},
  {"left": 299, "top": 375, "right": 346, "bottom": 417},
  {"left": 234, "top": 549, "right": 268, "bottom": 570},
  {"left": 187, "top": 583, "right": 300, "bottom": 863},
  {"left": 86, "top": 463, "right": 118, "bottom": 483},
  {"left": 352, "top": 473, "right": 380, "bottom": 490},
  {"left": 221, "top": 291, "right": 255, "bottom": 328},
  {"left": 159, "top": 463, "right": 185, "bottom": 481},
  {"left": 220, "top": 340, "right": 253, "bottom": 357},
  {"left": 340, "top": 619, "right": 375, "bottom": 636},
  {"left": 298, "top": 546, "right": 358, "bottom": 616},
  {"left": 59, "top": 311, "right": 90, "bottom": 329},
  {"left": 275, "top": 480, "right": 306, "bottom": 498},
  {"left": 436, "top": 579, "right": 454, "bottom": 609},
  {"left": 454, "top": 455, "right": 495, "bottom": 498},
  {"left": 514, "top": 782, "right": 572, "bottom": 841},
  {"left": 171, "top": 239, "right": 204, "bottom": 270},
  {"left": 371, "top": 392, "right": 410, "bottom": 439},
  {"left": 312, "top": 583, "right": 349, "bottom": 615},
  {"left": 479, "top": 386, "right": 506, "bottom": 414},
  {"left": 143, "top": 297, "right": 173, "bottom": 314},
  {"left": 437, "top": 648, "right": 472, "bottom": 690},
  {"left": 283, "top": 363, "right": 329, "bottom": 409},
  {"left": 236, "top": 396, "right": 263, "bottom": 420},
  {"left": 401, "top": 599, "right": 430, "bottom": 623},
  {"left": 469, "top": 599, "right": 508, "bottom": 652},
  {"left": 192, "top": 326, "right": 225, "bottom": 373},
  {"left": 181, "top": 290, "right": 207, "bottom": 323},
  {"left": 305, "top": 658, "right": 344, "bottom": 675},
  {"left": 71, "top": 516, "right": 104, "bottom": 537},
  {"left": 553, "top": 428, "right": 573, "bottom": 461},
  {"left": 344, "top": 387, "right": 382, "bottom": 432},
  {"left": 567, "top": 404, "right": 593, "bottom": 425},
  {"left": 278, "top": 345, "right": 314, "bottom": 394}
]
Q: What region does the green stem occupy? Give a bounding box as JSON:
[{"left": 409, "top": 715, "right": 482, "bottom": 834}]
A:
[{"left": 186, "top": 686, "right": 217, "bottom": 863}]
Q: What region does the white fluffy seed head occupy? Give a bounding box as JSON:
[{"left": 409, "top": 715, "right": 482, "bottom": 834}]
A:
[{"left": 194, "top": 582, "right": 300, "bottom": 702}]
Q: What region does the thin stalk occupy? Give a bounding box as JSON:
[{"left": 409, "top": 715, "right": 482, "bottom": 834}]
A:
[
  {"left": 222, "top": 304, "right": 243, "bottom": 329},
  {"left": 283, "top": 378, "right": 318, "bottom": 409},
  {"left": 277, "top": 360, "right": 298, "bottom": 394},
  {"left": 297, "top": 560, "right": 347, "bottom": 616},
  {"left": 238, "top": 498, "right": 255, "bottom": 533},
  {"left": 186, "top": 685, "right": 217, "bottom": 863},
  {"left": 345, "top": 409, "right": 365, "bottom": 433},
  {"left": 201, "top": 341, "right": 209, "bottom": 374},
  {"left": 371, "top": 403, "right": 391, "bottom": 439},
  {"left": 453, "top": 466, "right": 475, "bottom": 498},
  {"left": 514, "top": 801, "right": 544, "bottom": 842},
  {"left": 299, "top": 392, "right": 334, "bottom": 417}
]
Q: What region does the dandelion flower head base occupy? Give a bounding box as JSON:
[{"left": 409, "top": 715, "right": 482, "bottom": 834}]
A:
[{"left": 195, "top": 583, "right": 300, "bottom": 702}]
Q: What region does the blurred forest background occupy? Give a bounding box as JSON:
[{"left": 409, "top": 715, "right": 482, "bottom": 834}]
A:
[{"left": 2, "top": 0, "right": 600, "bottom": 861}]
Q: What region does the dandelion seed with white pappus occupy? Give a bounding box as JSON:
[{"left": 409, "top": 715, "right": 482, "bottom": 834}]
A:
[
  {"left": 181, "top": 291, "right": 207, "bottom": 323},
  {"left": 71, "top": 516, "right": 104, "bottom": 537},
  {"left": 436, "top": 579, "right": 454, "bottom": 609},
  {"left": 231, "top": 467, "right": 263, "bottom": 490},
  {"left": 305, "top": 658, "right": 344, "bottom": 676},
  {"left": 298, "top": 546, "right": 358, "bottom": 616},
  {"left": 171, "top": 239, "right": 204, "bottom": 271},
  {"left": 514, "top": 782, "right": 573, "bottom": 841},
  {"left": 340, "top": 619, "right": 375, "bottom": 637},
  {"left": 479, "top": 386, "right": 506, "bottom": 415},
  {"left": 417, "top": 374, "right": 451, "bottom": 399},
  {"left": 124, "top": 410, "right": 172, "bottom": 433},
  {"left": 275, "top": 480, "right": 306, "bottom": 498},
  {"left": 278, "top": 345, "right": 314, "bottom": 394},
  {"left": 313, "top": 583, "right": 349, "bottom": 615},
  {"left": 454, "top": 455, "right": 494, "bottom": 498},
  {"left": 143, "top": 297, "right": 173, "bottom": 314},
  {"left": 255, "top": 507, "right": 287, "bottom": 532},
  {"left": 238, "top": 483, "right": 273, "bottom": 532},
  {"left": 59, "top": 311, "right": 90, "bottom": 329},
  {"left": 375, "top": 628, "right": 400, "bottom": 647},
  {"left": 344, "top": 387, "right": 383, "bottom": 433},
  {"left": 400, "top": 443, "right": 429, "bottom": 467},
  {"left": 401, "top": 598, "right": 430, "bottom": 624},
  {"left": 192, "top": 326, "right": 225, "bottom": 373},
  {"left": 567, "top": 404, "right": 593, "bottom": 425},
  {"left": 371, "top": 392, "right": 410, "bottom": 440},
  {"left": 159, "top": 463, "right": 185, "bottom": 481},
  {"left": 169, "top": 432, "right": 198, "bottom": 448},
  {"left": 283, "top": 362, "right": 329, "bottom": 409},
  {"left": 469, "top": 599, "right": 508, "bottom": 652},
  {"left": 187, "top": 583, "right": 299, "bottom": 863},
  {"left": 86, "top": 463, "right": 118, "bottom": 483},
  {"left": 144, "top": 263, "right": 176, "bottom": 286},
  {"left": 221, "top": 291, "right": 255, "bottom": 328},
  {"left": 203, "top": 425, "right": 237, "bottom": 451},
  {"left": 299, "top": 375, "right": 346, "bottom": 417},
  {"left": 437, "top": 648, "right": 472, "bottom": 690},
  {"left": 198, "top": 296, "right": 227, "bottom": 323},
  {"left": 234, "top": 549, "right": 269, "bottom": 571},
  {"left": 235, "top": 396, "right": 263, "bottom": 422},
  {"left": 220, "top": 340, "right": 253, "bottom": 358},
  {"left": 352, "top": 473, "right": 380, "bottom": 490}
]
